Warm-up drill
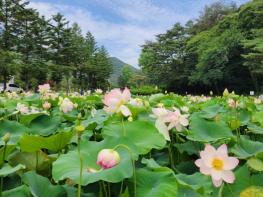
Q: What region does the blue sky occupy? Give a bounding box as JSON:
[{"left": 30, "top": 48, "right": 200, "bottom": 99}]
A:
[{"left": 29, "top": 0, "right": 249, "bottom": 67}]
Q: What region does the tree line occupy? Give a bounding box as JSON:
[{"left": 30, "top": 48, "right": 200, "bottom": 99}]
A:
[
  {"left": 139, "top": 0, "right": 263, "bottom": 94},
  {"left": 0, "top": 0, "right": 112, "bottom": 92}
]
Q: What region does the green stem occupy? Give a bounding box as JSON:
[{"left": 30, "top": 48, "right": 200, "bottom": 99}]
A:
[
  {"left": 118, "top": 181, "right": 124, "bottom": 197},
  {"left": 113, "top": 144, "right": 136, "bottom": 197},
  {"left": 227, "top": 183, "right": 234, "bottom": 197},
  {"left": 0, "top": 142, "right": 7, "bottom": 197},
  {"left": 108, "top": 182, "right": 111, "bottom": 197},
  {"left": 36, "top": 151, "right": 38, "bottom": 172},
  {"left": 77, "top": 135, "right": 83, "bottom": 197},
  {"left": 102, "top": 181, "right": 108, "bottom": 197},
  {"left": 218, "top": 182, "right": 224, "bottom": 197},
  {"left": 121, "top": 118, "right": 126, "bottom": 136},
  {"left": 168, "top": 143, "right": 175, "bottom": 170}
]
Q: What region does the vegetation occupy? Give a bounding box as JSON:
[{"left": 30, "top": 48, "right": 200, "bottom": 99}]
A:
[
  {"left": 0, "top": 87, "right": 263, "bottom": 196},
  {"left": 0, "top": 0, "right": 112, "bottom": 91},
  {"left": 139, "top": 0, "right": 263, "bottom": 94}
]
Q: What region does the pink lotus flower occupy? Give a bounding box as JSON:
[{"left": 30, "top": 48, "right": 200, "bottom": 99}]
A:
[
  {"left": 195, "top": 144, "right": 239, "bottom": 187},
  {"left": 162, "top": 108, "right": 189, "bottom": 131},
  {"left": 103, "top": 88, "right": 131, "bottom": 117},
  {"left": 16, "top": 103, "right": 29, "bottom": 114},
  {"left": 43, "top": 101, "right": 51, "bottom": 110},
  {"left": 228, "top": 99, "right": 238, "bottom": 108},
  {"left": 151, "top": 108, "right": 170, "bottom": 141},
  {"left": 96, "top": 149, "right": 120, "bottom": 169},
  {"left": 59, "top": 98, "right": 74, "bottom": 113},
  {"left": 254, "top": 98, "right": 261, "bottom": 105},
  {"left": 38, "top": 84, "right": 50, "bottom": 94}
]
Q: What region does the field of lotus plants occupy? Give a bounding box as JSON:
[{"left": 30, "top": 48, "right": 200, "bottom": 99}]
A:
[{"left": 0, "top": 84, "right": 263, "bottom": 197}]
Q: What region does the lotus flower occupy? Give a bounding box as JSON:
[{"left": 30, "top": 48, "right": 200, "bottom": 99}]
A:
[
  {"left": 103, "top": 88, "right": 131, "bottom": 117},
  {"left": 38, "top": 84, "right": 50, "bottom": 94},
  {"left": 96, "top": 149, "right": 120, "bottom": 169},
  {"left": 43, "top": 101, "right": 51, "bottom": 110},
  {"left": 151, "top": 108, "right": 170, "bottom": 141},
  {"left": 195, "top": 144, "right": 239, "bottom": 187},
  {"left": 59, "top": 98, "right": 74, "bottom": 113},
  {"left": 95, "top": 89, "right": 103, "bottom": 94},
  {"left": 254, "top": 98, "right": 261, "bottom": 105},
  {"left": 162, "top": 108, "right": 189, "bottom": 132},
  {"left": 16, "top": 103, "right": 29, "bottom": 114},
  {"left": 228, "top": 99, "right": 238, "bottom": 108}
]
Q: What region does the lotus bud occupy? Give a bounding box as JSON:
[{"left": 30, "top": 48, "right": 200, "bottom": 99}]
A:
[
  {"left": 223, "top": 88, "right": 229, "bottom": 96},
  {"left": 157, "top": 103, "right": 164, "bottom": 108},
  {"left": 128, "top": 116, "right": 133, "bottom": 122},
  {"left": 42, "top": 101, "right": 51, "bottom": 110},
  {"left": 75, "top": 125, "right": 85, "bottom": 135},
  {"left": 144, "top": 101, "right": 150, "bottom": 107},
  {"left": 96, "top": 149, "right": 120, "bottom": 169},
  {"left": 2, "top": 133, "right": 10, "bottom": 143}
]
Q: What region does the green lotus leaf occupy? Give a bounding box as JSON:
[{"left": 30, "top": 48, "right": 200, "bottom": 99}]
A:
[
  {"left": 0, "top": 164, "right": 25, "bottom": 177},
  {"left": 175, "top": 172, "right": 213, "bottom": 196},
  {"left": 0, "top": 120, "right": 28, "bottom": 144},
  {"left": 22, "top": 171, "right": 66, "bottom": 197},
  {"left": 52, "top": 137, "right": 133, "bottom": 185},
  {"left": 29, "top": 115, "right": 61, "bottom": 136},
  {"left": 8, "top": 150, "right": 52, "bottom": 174},
  {"left": 132, "top": 167, "right": 178, "bottom": 197},
  {"left": 3, "top": 185, "right": 30, "bottom": 197},
  {"left": 231, "top": 136, "right": 263, "bottom": 159},
  {"left": 20, "top": 112, "right": 48, "bottom": 126},
  {"left": 222, "top": 165, "right": 263, "bottom": 196},
  {"left": 19, "top": 131, "right": 73, "bottom": 152},
  {"left": 188, "top": 113, "right": 233, "bottom": 142},
  {"left": 247, "top": 157, "right": 263, "bottom": 171},
  {"left": 102, "top": 120, "right": 166, "bottom": 154}
]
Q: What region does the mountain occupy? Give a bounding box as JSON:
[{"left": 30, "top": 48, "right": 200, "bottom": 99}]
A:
[{"left": 109, "top": 57, "right": 139, "bottom": 86}]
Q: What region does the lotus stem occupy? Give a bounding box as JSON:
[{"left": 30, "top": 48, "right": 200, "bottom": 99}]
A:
[
  {"left": 113, "top": 144, "right": 136, "bottom": 197},
  {"left": 218, "top": 182, "right": 224, "bottom": 197},
  {"left": 77, "top": 134, "right": 83, "bottom": 197},
  {"left": 121, "top": 117, "right": 126, "bottom": 136},
  {"left": 0, "top": 141, "right": 7, "bottom": 197}
]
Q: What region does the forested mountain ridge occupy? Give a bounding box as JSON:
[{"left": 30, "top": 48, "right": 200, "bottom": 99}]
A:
[
  {"left": 109, "top": 57, "right": 138, "bottom": 86},
  {"left": 139, "top": 0, "right": 263, "bottom": 94}
]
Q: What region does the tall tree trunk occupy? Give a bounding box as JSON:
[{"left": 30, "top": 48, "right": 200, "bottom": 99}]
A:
[
  {"left": 3, "top": 75, "right": 7, "bottom": 90},
  {"left": 249, "top": 70, "right": 259, "bottom": 92}
]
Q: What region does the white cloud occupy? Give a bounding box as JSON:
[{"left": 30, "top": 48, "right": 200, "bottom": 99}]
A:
[
  {"left": 28, "top": 0, "right": 249, "bottom": 67},
  {"left": 29, "top": 1, "right": 171, "bottom": 67}
]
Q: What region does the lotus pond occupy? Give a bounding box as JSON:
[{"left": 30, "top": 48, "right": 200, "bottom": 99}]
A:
[{"left": 0, "top": 86, "right": 263, "bottom": 197}]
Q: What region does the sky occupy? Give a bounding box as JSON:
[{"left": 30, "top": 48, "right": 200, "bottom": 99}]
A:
[{"left": 29, "top": 0, "right": 249, "bottom": 68}]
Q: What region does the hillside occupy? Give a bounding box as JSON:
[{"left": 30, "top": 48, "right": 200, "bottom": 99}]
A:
[{"left": 109, "top": 57, "right": 139, "bottom": 86}]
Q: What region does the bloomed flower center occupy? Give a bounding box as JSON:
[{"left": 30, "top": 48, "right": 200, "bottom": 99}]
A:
[
  {"left": 117, "top": 100, "right": 125, "bottom": 109},
  {"left": 212, "top": 158, "right": 223, "bottom": 170}
]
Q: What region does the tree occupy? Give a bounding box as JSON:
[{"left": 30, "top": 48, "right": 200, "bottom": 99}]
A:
[
  {"left": 48, "top": 13, "right": 70, "bottom": 86},
  {"left": 242, "top": 29, "right": 263, "bottom": 91},
  {"left": 92, "top": 46, "right": 112, "bottom": 90},
  {"left": 193, "top": 1, "right": 237, "bottom": 33},
  {"left": 0, "top": 50, "right": 22, "bottom": 89},
  {"left": 118, "top": 65, "right": 134, "bottom": 88},
  {"left": 139, "top": 23, "right": 188, "bottom": 91}
]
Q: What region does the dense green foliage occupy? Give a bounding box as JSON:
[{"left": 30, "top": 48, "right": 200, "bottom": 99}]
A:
[
  {"left": 110, "top": 57, "right": 138, "bottom": 87},
  {"left": 139, "top": 0, "right": 263, "bottom": 94},
  {"left": 0, "top": 89, "right": 263, "bottom": 196},
  {"left": 0, "top": 0, "right": 112, "bottom": 91}
]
